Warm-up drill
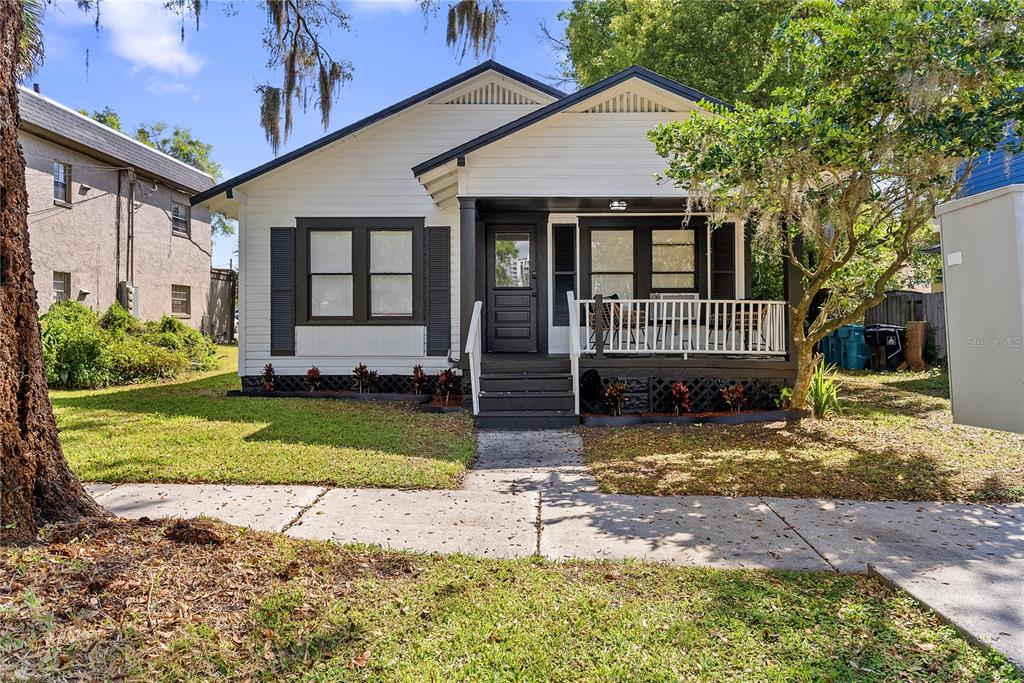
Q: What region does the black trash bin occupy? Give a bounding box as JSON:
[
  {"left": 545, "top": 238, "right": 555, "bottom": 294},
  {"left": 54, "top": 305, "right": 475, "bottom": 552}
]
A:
[{"left": 865, "top": 324, "right": 906, "bottom": 371}]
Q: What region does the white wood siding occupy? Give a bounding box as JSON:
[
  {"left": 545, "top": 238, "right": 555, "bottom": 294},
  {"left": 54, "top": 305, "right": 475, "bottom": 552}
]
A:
[
  {"left": 464, "top": 111, "right": 691, "bottom": 198},
  {"left": 238, "top": 100, "right": 540, "bottom": 376}
]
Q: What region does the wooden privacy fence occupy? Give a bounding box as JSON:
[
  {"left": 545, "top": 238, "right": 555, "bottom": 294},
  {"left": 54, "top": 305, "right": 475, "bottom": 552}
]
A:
[
  {"left": 864, "top": 290, "right": 946, "bottom": 359},
  {"left": 208, "top": 268, "right": 237, "bottom": 343}
]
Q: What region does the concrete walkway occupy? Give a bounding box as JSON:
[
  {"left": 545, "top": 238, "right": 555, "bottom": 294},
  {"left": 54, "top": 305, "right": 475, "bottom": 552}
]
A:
[{"left": 85, "top": 429, "right": 1024, "bottom": 669}]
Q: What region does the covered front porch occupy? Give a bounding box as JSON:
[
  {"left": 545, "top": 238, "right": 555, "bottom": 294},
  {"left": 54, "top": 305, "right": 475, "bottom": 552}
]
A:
[
  {"left": 457, "top": 197, "right": 801, "bottom": 421},
  {"left": 458, "top": 197, "right": 800, "bottom": 359}
]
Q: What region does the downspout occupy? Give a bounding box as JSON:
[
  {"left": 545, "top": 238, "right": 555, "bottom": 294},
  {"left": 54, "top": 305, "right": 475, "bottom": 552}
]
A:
[
  {"left": 115, "top": 170, "right": 122, "bottom": 286},
  {"left": 126, "top": 170, "right": 136, "bottom": 283}
]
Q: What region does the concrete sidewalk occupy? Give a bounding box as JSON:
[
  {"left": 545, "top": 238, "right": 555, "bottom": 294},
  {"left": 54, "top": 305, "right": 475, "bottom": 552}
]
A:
[{"left": 85, "top": 429, "right": 1024, "bottom": 668}]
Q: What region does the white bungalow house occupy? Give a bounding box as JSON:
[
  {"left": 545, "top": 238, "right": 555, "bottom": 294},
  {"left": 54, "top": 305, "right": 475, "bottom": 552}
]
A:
[{"left": 194, "top": 62, "right": 800, "bottom": 428}]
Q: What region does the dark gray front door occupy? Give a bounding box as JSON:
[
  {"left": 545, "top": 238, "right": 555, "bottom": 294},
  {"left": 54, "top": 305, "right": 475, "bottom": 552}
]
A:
[{"left": 487, "top": 226, "right": 537, "bottom": 352}]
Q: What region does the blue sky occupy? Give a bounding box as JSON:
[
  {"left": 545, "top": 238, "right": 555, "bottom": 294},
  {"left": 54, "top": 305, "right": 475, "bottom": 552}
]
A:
[{"left": 31, "top": 0, "right": 572, "bottom": 267}]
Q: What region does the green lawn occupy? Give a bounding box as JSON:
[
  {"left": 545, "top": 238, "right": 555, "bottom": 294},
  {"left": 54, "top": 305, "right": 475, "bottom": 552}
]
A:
[
  {"left": 583, "top": 369, "right": 1024, "bottom": 503},
  {"left": 2, "top": 518, "right": 1016, "bottom": 682},
  {"left": 52, "top": 346, "right": 475, "bottom": 489}
]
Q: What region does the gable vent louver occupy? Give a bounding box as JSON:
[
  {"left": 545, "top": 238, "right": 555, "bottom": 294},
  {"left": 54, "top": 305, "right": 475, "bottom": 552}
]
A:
[
  {"left": 444, "top": 83, "right": 540, "bottom": 105},
  {"left": 583, "top": 92, "right": 677, "bottom": 113}
]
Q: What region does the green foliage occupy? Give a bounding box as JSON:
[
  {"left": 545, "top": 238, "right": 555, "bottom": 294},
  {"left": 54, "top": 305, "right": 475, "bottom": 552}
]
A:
[
  {"left": 775, "top": 386, "right": 794, "bottom": 409},
  {"left": 557, "top": 0, "right": 795, "bottom": 104},
  {"left": 40, "top": 302, "right": 215, "bottom": 389},
  {"left": 649, "top": 0, "right": 1024, "bottom": 401},
  {"left": 99, "top": 302, "right": 142, "bottom": 336},
  {"left": 808, "top": 360, "right": 842, "bottom": 419},
  {"left": 79, "top": 106, "right": 124, "bottom": 132},
  {"left": 135, "top": 122, "right": 222, "bottom": 180}
]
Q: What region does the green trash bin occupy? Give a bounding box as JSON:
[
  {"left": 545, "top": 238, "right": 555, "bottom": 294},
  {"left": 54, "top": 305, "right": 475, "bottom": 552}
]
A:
[{"left": 837, "top": 324, "right": 869, "bottom": 370}]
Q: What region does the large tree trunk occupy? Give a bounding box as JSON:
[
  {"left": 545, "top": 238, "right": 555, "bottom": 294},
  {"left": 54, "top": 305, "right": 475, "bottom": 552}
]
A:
[{"left": 1, "top": 2, "right": 105, "bottom": 544}]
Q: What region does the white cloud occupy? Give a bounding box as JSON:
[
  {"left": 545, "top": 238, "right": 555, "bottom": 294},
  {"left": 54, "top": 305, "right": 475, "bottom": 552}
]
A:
[{"left": 73, "top": 0, "right": 203, "bottom": 77}]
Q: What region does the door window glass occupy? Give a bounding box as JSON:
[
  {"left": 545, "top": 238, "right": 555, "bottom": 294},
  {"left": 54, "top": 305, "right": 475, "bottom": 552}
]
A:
[{"left": 494, "top": 232, "right": 531, "bottom": 288}]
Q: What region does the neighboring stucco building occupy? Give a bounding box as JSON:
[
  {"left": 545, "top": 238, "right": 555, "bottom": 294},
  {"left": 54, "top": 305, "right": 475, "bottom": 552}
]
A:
[{"left": 19, "top": 86, "right": 214, "bottom": 329}]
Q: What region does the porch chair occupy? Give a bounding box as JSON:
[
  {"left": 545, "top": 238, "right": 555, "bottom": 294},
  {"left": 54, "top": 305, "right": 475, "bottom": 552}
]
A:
[
  {"left": 706, "top": 303, "right": 771, "bottom": 352},
  {"left": 587, "top": 297, "right": 648, "bottom": 351}
]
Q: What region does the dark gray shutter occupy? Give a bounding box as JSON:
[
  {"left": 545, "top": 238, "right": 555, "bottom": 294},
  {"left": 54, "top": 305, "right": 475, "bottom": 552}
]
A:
[
  {"left": 552, "top": 224, "right": 576, "bottom": 326},
  {"left": 425, "top": 226, "right": 451, "bottom": 356},
  {"left": 710, "top": 222, "right": 736, "bottom": 299},
  {"left": 270, "top": 227, "right": 295, "bottom": 356}
]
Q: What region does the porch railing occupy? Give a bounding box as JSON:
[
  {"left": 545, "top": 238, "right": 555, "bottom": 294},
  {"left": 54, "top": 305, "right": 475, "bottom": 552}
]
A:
[
  {"left": 566, "top": 291, "right": 581, "bottom": 415},
  {"left": 573, "top": 295, "right": 788, "bottom": 358},
  {"left": 465, "top": 300, "right": 483, "bottom": 415}
]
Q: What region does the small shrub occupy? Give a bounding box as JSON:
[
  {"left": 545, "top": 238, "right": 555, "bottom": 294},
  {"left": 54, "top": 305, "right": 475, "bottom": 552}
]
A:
[
  {"left": 411, "top": 365, "right": 428, "bottom": 394},
  {"left": 669, "top": 381, "right": 692, "bottom": 415},
  {"left": 775, "top": 386, "right": 794, "bottom": 410},
  {"left": 305, "top": 366, "right": 322, "bottom": 391},
  {"left": 353, "top": 363, "right": 378, "bottom": 393},
  {"left": 261, "top": 363, "right": 276, "bottom": 393},
  {"left": 721, "top": 384, "right": 746, "bottom": 414},
  {"left": 602, "top": 380, "right": 628, "bottom": 416},
  {"left": 40, "top": 303, "right": 112, "bottom": 389},
  {"left": 142, "top": 316, "right": 216, "bottom": 370},
  {"left": 99, "top": 302, "right": 142, "bottom": 336},
  {"left": 434, "top": 369, "right": 460, "bottom": 406},
  {"left": 107, "top": 336, "right": 189, "bottom": 383},
  {"left": 40, "top": 300, "right": 217, "bottom": 388},
  {"left": 808, "top": 359, "right": 842, "bottom": 419}
]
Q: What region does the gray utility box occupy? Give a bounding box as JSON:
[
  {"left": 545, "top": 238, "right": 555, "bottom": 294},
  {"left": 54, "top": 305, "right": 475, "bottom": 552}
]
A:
[{"left": 937, "top": 184, "right": 1024, "bottom": 433}]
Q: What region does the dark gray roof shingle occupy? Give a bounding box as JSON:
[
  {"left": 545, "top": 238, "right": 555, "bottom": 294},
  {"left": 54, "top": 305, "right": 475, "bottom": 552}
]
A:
[{"left": 18, "top": 87, "right": 214, "bottom": 194}]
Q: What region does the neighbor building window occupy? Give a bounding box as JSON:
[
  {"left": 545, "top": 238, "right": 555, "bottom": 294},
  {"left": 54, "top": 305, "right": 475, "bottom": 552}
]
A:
[
  {"left": 590, "top": 229, "right": 634, "bottom": 297},
  {"left": 52, "top": 272, "right": 70, "bottom": 303},
  {"left": 309, "top": 230, "right": 354, "bottom": 317},
  {"left": 53, "top": 161, "right": 70, "bottom": 203},
  {"left": 171, "top": 201, "right": 190, "bottom": 236},
  {"left": 171, "top": 284, "right": 191, "bottom": 316},
  {"left": 369, "top": 230, "right": 413, "bottom": 317},
  {"left": 651, "top": 228, "right": 696, "bottom": 290}
]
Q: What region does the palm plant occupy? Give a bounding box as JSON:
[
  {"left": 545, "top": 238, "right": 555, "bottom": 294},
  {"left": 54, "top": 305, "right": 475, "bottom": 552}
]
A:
[
  {"left": 18, "top": 0, "right": 44, "bottom": 79},
  {"left": 807, "top": 359, "right": 842, "bottom": 419}
]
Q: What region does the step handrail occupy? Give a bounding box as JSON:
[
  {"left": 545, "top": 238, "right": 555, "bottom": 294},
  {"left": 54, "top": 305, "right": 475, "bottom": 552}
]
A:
[
  {"left": 464, "top": 300, "right": 483, "bottom": 415},
  {"left": 567, "top": 290, "right": 581, "bottom": 415}
]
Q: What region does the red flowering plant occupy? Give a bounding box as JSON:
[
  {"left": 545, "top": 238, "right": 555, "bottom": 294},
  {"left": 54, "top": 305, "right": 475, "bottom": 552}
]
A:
[{"left": 669, "top": 381, "right": 693, "bottom": 415}]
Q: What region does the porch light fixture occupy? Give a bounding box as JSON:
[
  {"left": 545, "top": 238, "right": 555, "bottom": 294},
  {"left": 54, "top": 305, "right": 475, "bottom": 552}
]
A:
[{"left": 609, "top": 200, "right": 627, "bottom": 211}]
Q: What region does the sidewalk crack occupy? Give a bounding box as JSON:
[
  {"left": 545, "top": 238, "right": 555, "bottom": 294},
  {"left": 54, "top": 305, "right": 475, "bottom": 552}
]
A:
[
  {"left": 760, "top": 497, "right": 838, "bottom": 573},
  {"left": 534, "top": 491, "right": 543, "bottom": 557},
  {"left": 281, "top": 487, "right": 330, "bottom": 534}
]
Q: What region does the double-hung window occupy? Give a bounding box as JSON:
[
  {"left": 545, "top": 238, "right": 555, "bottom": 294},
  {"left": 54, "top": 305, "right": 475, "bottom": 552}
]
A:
[
  {"left": 171, "top": 284, "right": 191, "bottom": 316},
  {"left": 651, "top": 228, "right": 697, "bottom": 291},
  {"left": 171, "top": 201, "right": 190, "bottom": 236},
  {"left": 52, "top": 272, "right": 71, "bottom": 303},
  {"left": 309, "top": 230, "right": 354, "bottom": 318},
  {"left": 590, "top": 229, "right": 634, "bottom": 298},
  {"left": 300, "top": 219, "right": 422, "bottom": 324},
  {"left": 369, "top": 230, "right": 413, "bottom": 317},
  {"left": 53, "top": 162, "right": 71, "bottom": 203}
]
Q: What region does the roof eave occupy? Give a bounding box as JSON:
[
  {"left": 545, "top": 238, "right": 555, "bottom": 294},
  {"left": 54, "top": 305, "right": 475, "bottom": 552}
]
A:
[
  {"left": 411, "top": 66, "right": 731, "bottom": 178},
  {"left": 191, "top": 61, "right": 566, "bottom": 206}
]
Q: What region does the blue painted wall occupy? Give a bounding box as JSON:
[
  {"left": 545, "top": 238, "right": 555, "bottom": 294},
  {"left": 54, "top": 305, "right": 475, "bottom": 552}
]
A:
[{"left": 962, "top": 135, "right": 1024, "bottom": 196}]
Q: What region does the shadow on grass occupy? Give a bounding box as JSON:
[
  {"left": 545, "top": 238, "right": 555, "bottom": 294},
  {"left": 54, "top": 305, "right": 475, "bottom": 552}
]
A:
[
  {"left": 53, "top": 369, "right": 473, "bottom": 465},
  {"left": 584, "top": 417, "right": 1023, "bottom": 503}
]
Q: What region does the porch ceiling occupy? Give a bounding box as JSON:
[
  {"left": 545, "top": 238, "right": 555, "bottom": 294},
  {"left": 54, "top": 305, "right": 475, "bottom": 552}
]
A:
[{"left": 475, "top": 196, "right": 694, "bottom": 214}]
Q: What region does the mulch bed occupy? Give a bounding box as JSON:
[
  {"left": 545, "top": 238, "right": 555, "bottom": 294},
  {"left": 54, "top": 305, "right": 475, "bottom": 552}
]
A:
[{"left": 582, "top": 409, "right": 809, "bottom": 426}]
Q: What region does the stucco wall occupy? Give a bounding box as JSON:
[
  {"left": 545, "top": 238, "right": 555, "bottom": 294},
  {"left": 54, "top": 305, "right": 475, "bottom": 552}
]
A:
[{"left": 22, "top": 131, "right": 212, "bottom": 329}]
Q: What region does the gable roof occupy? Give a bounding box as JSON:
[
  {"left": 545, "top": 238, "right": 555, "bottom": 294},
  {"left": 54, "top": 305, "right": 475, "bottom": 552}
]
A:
[
  {"left": 191, "top": 61, "right": 565, "bottom": 206},
  {"left": 19, "top": 87, "right": 214, "bottom": 194},
  {"left": 411, "top": 65, "right": 728, "bottom": 178}
]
